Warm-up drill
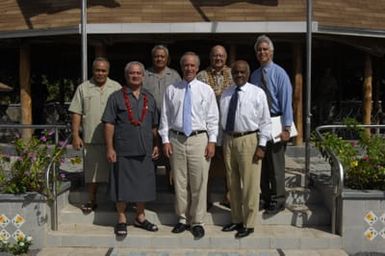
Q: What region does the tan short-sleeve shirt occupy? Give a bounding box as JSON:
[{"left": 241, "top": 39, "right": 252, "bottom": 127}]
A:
[{"left": 69, "top": 78, "right": 121, "bottom": 144}]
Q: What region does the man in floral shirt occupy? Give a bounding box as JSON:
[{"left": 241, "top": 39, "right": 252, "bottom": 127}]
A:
[{"left": 197, "top": 45, "right": 233, "bottom": 209}]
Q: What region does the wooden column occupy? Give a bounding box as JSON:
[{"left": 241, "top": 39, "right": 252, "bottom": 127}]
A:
[
  {"left": 363, "top": 54, "right": 372, "bottom": 134},
  {"left": 292, "top": 43, "right": 303, "bottom": 145},
  {"left": 19, "top": 43, "right": 32, "bottom": 139}
]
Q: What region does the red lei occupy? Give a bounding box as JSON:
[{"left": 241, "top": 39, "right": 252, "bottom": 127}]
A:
[{"left": 122, "top": 87, "right": 148, "bottom": 126}]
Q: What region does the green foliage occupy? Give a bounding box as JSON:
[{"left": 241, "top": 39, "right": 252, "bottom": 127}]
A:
[
  {"left": 0, "top": 130, "right": 66, "bottom": 195},
  {"left": 43, "top": 75, "right": 76, "bottom": 102},
  {"left": 0, "top": 235, "right": 32, "bottom": 255},
  {"left": 313, "top": 118, "right": 385, "bottom": 190}
]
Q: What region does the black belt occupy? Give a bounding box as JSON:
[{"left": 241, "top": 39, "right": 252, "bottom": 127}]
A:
[
  {"left": 226, "top": 130, "right": 258, "bottom": 138},
  {"left": 271, "top": 113, "right": 282, "bottom": 117},
  {"left": 171, "top": 130, "right": 206, "bottom": 137}
]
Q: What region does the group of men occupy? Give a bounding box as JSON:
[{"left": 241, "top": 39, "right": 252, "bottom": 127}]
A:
[{"left": 68, "top": 34, "right": 294, "bottom": 239}]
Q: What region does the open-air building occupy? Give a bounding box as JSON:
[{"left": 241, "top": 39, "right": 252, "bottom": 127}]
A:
[
  {"left": 1, "top": 2, "right": 385, "bottom": 254},
  {"left": 0, "top": 0, "right": 384, "bottom": 143}
]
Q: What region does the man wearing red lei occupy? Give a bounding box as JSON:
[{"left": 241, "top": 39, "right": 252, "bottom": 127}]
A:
[{"left": 102, "top": 61, "right": 160, "bottom": 236}]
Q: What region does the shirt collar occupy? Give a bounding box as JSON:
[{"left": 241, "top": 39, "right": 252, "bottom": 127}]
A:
[
  {"left": 183, "top": 78, "right": 197, "bottom": 85},
  {"left": 148, "top": 66, "right": 171, "bottom": 76},
  {"left": 89, "top": 77, "right": 110, "bottom": 88},
  {"left": 235, "top": 83, "right": 247, "bottom": 92},
  {"left": 261, "top": 61, "right": 273, "bottom": 71},
  {"left": 124, "top": 85, "right": 144, "bottom": 96},
  {"left": 208, "top": 66, "right": 229, "bottom": 75}
]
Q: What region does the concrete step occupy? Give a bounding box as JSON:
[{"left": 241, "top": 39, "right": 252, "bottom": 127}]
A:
[
  {"left": 285, "top": 168, "right": 305, "bottom": 188},
  {"left": 68, "top": 186, "right": 322, "bottom": 206},
  {"left": 59, "top": 201, "right": 330, "bottom": 227},
  {"left": 36, "top": 247, "right": 348, "bottom": 256},
  {"left": 285, "top": 187, "right": 323, "bottom": 205},
  {"left": 46, "top": 224, "right": 342, "bottom": 251},
  {"left": 109, "top": 248, "right": 348, "bottom": 256}
]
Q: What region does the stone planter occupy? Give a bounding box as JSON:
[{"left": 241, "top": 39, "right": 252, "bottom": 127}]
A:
[
  {"left": 0, "top": 183, "right": 70, "bottom": 249},
  {"left": 341, "top": 189, "right": 385, "bottom": 254}
]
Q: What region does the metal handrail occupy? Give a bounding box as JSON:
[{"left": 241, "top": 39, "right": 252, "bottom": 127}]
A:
[
  {"left": 0, "top": 124, "right": 67, "bottom": 231},
  {"left": 44, "top": 133, "right": 71, "bottom": 231},
  {"left": 44, "top": 134, "right": 71, "bottom": 199},
  {"left": 314, "top": 124, "right": 385, "bottom": 235}
]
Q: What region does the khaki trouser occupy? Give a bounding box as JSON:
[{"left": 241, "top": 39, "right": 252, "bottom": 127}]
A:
[
  {"left": 223, "top": 133, "right": 261, "bottom": 229},
  {"left": 169, "top": 132, "right": 210, "bottom": 225}
]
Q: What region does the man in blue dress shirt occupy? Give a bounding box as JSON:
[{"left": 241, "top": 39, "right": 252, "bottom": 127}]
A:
[{"left": 250, "top": 35, "right": 294, "bottom": 215}]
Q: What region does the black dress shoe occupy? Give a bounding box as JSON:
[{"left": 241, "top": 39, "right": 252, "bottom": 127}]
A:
[
  {"left": 259, "top": 199, "right": 268, "bottom": 211},
  {"left": 264, "top": 202, "right": 285, "bottom": 215},
  {"left": 235, "top": 227, "right": 254, "bottom": 238},
  {"left": 172, "top": 223, "right": 189, "bottom": 233},
  {"left": 191, "top": 225, "right": 205, "bottom": 239},
  {"left": 222, "top": 223, "right": 243, "bottom": 232}
]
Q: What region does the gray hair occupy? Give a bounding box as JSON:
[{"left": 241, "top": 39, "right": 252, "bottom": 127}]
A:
[
  {"left": 151, "top": 45, "right": 169, "bottom": 58},
  {"left": 180, "top": 51, "right": 200, "bottom": 68},
  {"left": 209, "top": 45, "right": 227, "bottom": 58},
  {"left": 124, "top": 61, "right": 145, "bottom": 78},
  {"left": 92, "top": 57, "right": 110, "bottom": 71},
  {"left": 254, "top": 34, "right": 274, "bottom": 53}
]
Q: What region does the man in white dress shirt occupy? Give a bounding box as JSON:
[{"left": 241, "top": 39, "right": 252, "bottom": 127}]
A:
[
  {"left": 159, "top": 51, "right": 219, "bottom": 239},
  {"left": 220, "top": 60, "right": 271, "bottom": 238}
]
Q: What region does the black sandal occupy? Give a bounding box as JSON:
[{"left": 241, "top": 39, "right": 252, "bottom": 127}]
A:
[
  {"left": 81, "top": 202, "right": 97, "bottom": 214},
  {"left": 115, "top": 222, "right": 127, "bottom": 236},
  {"left": 134, "top": 219, "right": 159, "bottom": 232}
]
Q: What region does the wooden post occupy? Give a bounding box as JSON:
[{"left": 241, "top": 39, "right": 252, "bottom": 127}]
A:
[
  {"left": 20, "top": 43, "right": 32, "bottom": 139},
  {"left": 363, "top": 54, "right": 372, "bottom": 136},
  {"left": 292, "top": 43, "right": 303, "bottom": 145}
]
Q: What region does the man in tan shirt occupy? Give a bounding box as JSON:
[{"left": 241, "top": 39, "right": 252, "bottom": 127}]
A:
[{"left": 69, "top": 57, "right": 121, "bottom": 213}]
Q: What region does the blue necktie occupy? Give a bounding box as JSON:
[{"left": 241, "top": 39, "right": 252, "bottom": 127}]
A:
[
  {"left": 183, "top": 83, "right": 192, "bottom": 136},
  {"left": 260, "top": 68, "right": 272, "bottom": 110},
  {"left": 225, "top": 86, "right": 240, "bottom": 132}
]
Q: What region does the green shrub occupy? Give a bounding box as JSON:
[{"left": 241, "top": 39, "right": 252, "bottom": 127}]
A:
[{"left": 313, "top": 119, "right": 385, "bottom": 190}]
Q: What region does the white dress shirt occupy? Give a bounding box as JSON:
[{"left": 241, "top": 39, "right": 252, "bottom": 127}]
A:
[
  {"left": 220, "top": 82, "right": 271, "bottom": 146},
  {"left": 159, "top": 78, "right": 219, "bottom": 143}
]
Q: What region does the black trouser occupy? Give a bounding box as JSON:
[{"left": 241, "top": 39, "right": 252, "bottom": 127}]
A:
[{"left": 260, "top": 140, "right": 286, "bottom": 205}]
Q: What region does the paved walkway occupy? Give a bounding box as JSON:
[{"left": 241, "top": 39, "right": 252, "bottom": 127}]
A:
[{"left": 33, "top": 248, "right": 348, "bottom": 256}]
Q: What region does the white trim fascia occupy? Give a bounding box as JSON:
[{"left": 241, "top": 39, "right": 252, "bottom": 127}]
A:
[
  {"left": 0, "top": 26, "right": 79, "bottom": 39},
  {"left": 3, "top": 21, "right": 385, "bottom": 39},
  {"left": 86, "top": 21, "right": 310, "bottom": 34},
  {"left": 315, "top": 25, "right": 385, "bottom": 39}
]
